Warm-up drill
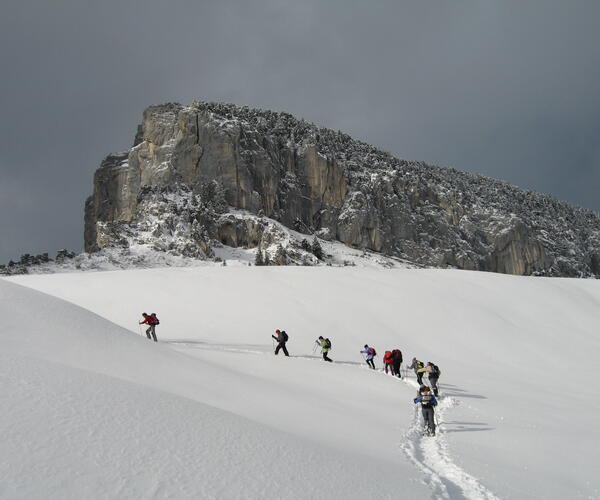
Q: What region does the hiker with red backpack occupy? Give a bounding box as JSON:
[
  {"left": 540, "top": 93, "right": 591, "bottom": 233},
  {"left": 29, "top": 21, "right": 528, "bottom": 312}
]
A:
[
  {"left": 383, "top": 351, "right": 393, "bottom": 373},
  {"left": 391, "top": 349, "right": 403, "bottom": 378},
  {"left": 360, "top": 344, "right": 377, "bottom": 369},
  {"left": 139, "top": 312, "right": 159, "bottom": 342}
]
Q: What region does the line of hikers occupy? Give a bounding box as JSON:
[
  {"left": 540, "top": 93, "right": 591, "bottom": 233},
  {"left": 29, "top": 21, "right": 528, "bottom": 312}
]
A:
[
  {"left": 271, "top": 329, "right": 442, "bottom": 435},
  {"left": 137, "top": 316, "right": 441, "bottom": 437}
]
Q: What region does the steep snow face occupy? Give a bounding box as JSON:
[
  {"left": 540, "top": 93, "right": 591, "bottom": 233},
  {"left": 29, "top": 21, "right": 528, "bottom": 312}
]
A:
[{"left": 8, "top": 268, "right": 600, "bottom": 499}]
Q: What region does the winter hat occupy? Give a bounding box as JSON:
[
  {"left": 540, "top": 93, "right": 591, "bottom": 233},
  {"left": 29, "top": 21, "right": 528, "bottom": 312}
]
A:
[
  {"left": 275, "top": 329, "right": 281, "bottom": 333},
  {"left": 421, "top": 386, "right": 431, "bottom": 392},
  {"left": 364, "top": 344, "right": 368, "bottom": 348}
]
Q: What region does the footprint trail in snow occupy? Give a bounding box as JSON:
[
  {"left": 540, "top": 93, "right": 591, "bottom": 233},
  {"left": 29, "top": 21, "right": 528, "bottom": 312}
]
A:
[
  {"left": 400, "top": 377, "right": 499, "bottom": 500},
  {"left": 170, "top": 341, "right": 500, "bottom": 500}
]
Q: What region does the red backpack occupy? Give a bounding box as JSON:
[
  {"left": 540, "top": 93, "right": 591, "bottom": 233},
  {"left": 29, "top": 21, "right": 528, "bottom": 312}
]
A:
[{"left": 369, "top": 347, "right": 376, "bottom": 356}]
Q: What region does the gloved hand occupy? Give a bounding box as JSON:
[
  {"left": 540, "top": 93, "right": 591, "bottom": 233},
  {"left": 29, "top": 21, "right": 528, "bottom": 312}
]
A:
[{"left": 413, "top": 398, "right": 418, "bottom": 403}]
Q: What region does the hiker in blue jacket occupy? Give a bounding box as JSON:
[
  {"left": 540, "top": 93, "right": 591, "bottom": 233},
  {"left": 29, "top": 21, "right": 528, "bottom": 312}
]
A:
[
  {"left": 360, "top": 344, "right": 376, "bottom": 369},
  {"left": 414, "top": 386, "right": 438, "bottom": 436}
]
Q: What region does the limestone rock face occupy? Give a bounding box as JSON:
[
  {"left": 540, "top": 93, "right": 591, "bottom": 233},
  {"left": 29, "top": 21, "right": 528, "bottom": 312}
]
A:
[{"left": 84, "top": 101, "right": 600, "bottom": 277}]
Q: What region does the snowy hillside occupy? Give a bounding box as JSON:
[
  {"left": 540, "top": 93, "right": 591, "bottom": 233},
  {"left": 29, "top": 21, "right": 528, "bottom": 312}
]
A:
[{"left": 4, "top": 268, "right": 600, "bottom": 499}]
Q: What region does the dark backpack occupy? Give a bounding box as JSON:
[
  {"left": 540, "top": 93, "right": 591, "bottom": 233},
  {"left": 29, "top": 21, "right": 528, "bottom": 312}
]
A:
[
  {"left": 281, "top": 331, "right": 289, "bottom": 342},
  {"left": 392, "top": 349, "right": 403, "bottom": 362},
  {"left": 431, "top": 364, "right": 440, "bottom": 377},
  {"left": 151, "top": 314, "right": 160, "bottom": 325},
  {"left": 324, "top": 338, "right": 331, "bottom": 349}
]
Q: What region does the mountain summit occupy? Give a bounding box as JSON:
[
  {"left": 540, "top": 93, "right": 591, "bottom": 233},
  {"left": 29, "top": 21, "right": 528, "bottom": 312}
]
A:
[{"left": 84, "top": 101, "right": 600, "bottom": 277}]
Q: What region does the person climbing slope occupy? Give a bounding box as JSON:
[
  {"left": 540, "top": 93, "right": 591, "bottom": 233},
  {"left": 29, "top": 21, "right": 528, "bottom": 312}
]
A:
[
  {"left": 272, "top": 329, "right": 290, "bottom": 356},
  {"left": 316, "top": 336, "right": 333, "bottom": 362},
  {"left": 383, "top": 350, "right": 393, "bottom": 373},
  {"left": 391, "top": 349, "right": 403, "bottom": 378},
  {"left": 414, "top": 386, "right": 438, "bottom": 436},
  {"left": 139, "top": 312, "right": 159, "bottom": 342},
  {"left": 360, "top": 344, "right": 376, "bottom": 369},
  {"left": 408, "top": 357, "right": 425, "bottom": 385},
  {"left": 418, "top": 361, "right": 441, "bottom": 396}
]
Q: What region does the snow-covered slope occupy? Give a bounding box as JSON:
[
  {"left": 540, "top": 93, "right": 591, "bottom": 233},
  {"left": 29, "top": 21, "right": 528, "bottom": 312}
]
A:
[
  {"left": 5, "top": 268, "right": 600, "bottom": 499},
  {"left": 0, "top": 278, "right": 426, "bottom": 500}
]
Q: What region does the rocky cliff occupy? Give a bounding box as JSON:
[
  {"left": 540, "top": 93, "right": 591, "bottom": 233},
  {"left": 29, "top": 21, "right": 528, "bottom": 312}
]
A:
[{"left": 84, "top": 101, "right": 600, "bottom": 277}]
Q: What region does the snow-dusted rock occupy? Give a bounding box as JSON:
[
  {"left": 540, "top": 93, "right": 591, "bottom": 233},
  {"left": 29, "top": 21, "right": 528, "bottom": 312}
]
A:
[{"left": 84, "top": 101, "right": 600, "bottom": 277}]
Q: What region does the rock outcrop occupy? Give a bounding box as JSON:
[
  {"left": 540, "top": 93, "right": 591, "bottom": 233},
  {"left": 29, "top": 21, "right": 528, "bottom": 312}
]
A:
[{"left": 84, "top": 101, "right": 600, "bottom": 277}]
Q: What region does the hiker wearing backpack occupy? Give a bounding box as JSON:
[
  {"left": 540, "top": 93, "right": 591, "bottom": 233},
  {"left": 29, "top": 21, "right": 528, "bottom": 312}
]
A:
[
  {"left": 139, "top": 312, "right": 159, "bottom": 342},
  {"left": 408, "top": 358, "right": 425, "bottom": 385},
  {"left": 383, "top": 351, "right": 393, "bottom": 374},
  {"left": 272, "top": 329, "right": 290, "bottom": 356},
  {"left": 316, "top": 336, "right": 333, "bottom": 362},
  {"left": 360, "top": 345, "right": 376, "bottom": 369},
  {"left": 418, "top": 362, "right": 441, "bottom": 396},
  {"left": 414, "top": 386, "right": 438, "bottom": 436},
  {"left": 391, "top": 349, "right": 403, "bottom": 378}
]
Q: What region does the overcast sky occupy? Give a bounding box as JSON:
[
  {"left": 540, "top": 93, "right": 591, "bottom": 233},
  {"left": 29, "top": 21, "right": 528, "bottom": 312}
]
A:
[{"left": 1, "top": 1, "right": 599, "bottom": 262}]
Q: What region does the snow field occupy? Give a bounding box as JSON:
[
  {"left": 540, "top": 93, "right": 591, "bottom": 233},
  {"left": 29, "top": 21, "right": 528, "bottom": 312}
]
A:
[{"left": 6, "top": 267, "right": 600, "bottom": 499}]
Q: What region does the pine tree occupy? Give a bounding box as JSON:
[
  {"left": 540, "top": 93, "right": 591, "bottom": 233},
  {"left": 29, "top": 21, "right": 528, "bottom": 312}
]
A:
[
  {"left": 274, "top": 244, "right": 287, "bottom": 265},
  {"left": 264, "top": 251, "right": 271, "bottom": 266},
  {"left": 255, "top": 249, "right": 264, "bottom": 266},
  {"left": 311, "top": 236, "right": 324, "bottom": 260}
]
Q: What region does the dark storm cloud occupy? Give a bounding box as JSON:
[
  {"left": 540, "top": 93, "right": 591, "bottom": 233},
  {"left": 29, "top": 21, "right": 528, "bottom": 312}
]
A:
[{"left": 1, "top": 0, "right": 599, "bottom": 262}]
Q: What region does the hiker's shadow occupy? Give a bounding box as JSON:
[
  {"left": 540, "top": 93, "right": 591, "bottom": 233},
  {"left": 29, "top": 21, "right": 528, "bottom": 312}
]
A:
[
  {"left": 440, "top": 383, "right": 487, "bottom": 400},
  {"left": 442, "top": 421, "right": 495, "bottom": 433}
]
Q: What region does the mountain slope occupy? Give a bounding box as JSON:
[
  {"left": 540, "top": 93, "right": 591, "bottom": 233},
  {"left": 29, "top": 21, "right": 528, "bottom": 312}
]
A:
[{"left": 8, "top": 268, "right": 600, "bottom": 499}]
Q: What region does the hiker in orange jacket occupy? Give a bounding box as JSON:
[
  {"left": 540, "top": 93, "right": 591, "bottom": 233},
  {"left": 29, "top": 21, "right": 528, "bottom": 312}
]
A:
[{"left": 383, "top": 350, "right": 393, "bottom": 374}]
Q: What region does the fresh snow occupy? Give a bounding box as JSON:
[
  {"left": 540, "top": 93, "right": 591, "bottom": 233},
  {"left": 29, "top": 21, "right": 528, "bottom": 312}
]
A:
[{"left": 4, "top": 267, "right": 600, "bottom": 499}]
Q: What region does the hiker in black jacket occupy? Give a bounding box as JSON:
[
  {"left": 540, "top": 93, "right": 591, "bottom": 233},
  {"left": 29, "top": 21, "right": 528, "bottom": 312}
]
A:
[
  {"left": 272, "top": 329, "right": 289, "bottom": 356},
  {"left": 391, "top": 349, "right": 403, "bottom": 378}
]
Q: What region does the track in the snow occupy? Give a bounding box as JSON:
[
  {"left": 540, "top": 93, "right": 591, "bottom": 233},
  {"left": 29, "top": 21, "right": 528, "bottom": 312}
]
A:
[{"left": 168, "top": 340, "right": 500, "bottom": 500}]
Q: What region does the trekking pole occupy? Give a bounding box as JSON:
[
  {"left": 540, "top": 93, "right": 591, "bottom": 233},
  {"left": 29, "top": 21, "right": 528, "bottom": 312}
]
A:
[
  {"left": 137, "top": 323, "right": 142, "bottom": 336},
  {"left": 312, "top": 342, "right": 318, "bottom": 355}
]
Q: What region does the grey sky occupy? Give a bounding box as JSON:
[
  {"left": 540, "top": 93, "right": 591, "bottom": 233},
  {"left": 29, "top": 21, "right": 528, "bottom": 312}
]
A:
[{"left": 1, "top": 0, "right": 599, "bottom": 262}]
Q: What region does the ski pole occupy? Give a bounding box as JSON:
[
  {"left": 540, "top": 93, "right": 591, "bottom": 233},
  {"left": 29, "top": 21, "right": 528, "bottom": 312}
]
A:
[
  {"left": 312, "top": 342, "right": 318, "bottom": 355},
  {"left": 137, "top": 323, "right": 142, "bottom": 336}
]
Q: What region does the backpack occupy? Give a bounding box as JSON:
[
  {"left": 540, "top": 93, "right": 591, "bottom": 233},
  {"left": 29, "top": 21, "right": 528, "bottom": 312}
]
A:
[
  {"left": 151, "top": 314, "right": 160, "bottom": 325},
  {"left": 431, "top": 364, "right": 440, "bottom": 377},
  {"left": 281, "top": 331, "right": 289, "bottom": 342},
  {"left": 416, "top": 360, "right": 424, "bottom": 370},
  {"left": 369, "top": 347, "right": 376, "bottom": 356},
  {"left": 420, "top": 393, "right": 436, "bottom": 407},
  {"left": 324, "top": 338, "right": 331, "bottom": 349}
]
